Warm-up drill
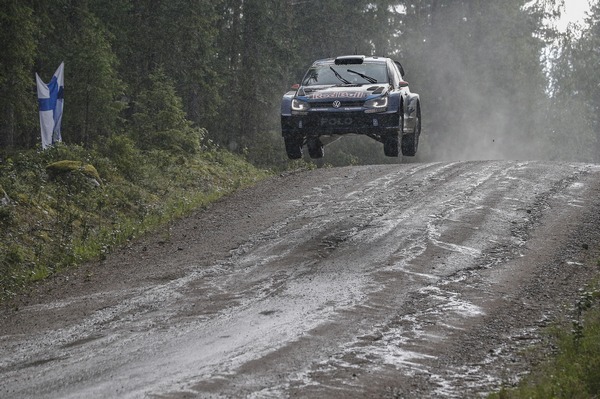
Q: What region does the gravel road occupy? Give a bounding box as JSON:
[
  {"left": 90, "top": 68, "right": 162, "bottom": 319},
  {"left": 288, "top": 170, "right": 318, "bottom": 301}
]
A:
[{"left": 2, "top": 161, "right": 600, "bottom": 398}]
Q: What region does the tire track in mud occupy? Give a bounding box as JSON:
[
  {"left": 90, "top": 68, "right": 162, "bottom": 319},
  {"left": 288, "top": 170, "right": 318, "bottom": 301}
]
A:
[
  {"left": 1, "top": 161, "right": 600, "bottom": 399},
  {"left": 171, "top": 161, "right": 595, "bottom": 398},
  {"left": 279, "top": 162, "right": 600, "bottom": 399},
  {"left": 185, "top": 161, "right": 596, "bottom": 398}
]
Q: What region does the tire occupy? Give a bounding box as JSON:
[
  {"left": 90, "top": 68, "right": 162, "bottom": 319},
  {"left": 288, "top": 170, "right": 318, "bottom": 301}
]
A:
[
  {"left": 284, "top": 136, "right": 303, "bottom": 160},
  {"left": 307, "top": 138, "right": 324, "bottom": 159},
  {"left": 383, "top": 133, "right": 399, "bottom": 157},
  {"left": 401, "top": 104, "right": 421, "bottom": 157},
  {"left": 384, "top": 101, "right": 404, "bottom": 157}
]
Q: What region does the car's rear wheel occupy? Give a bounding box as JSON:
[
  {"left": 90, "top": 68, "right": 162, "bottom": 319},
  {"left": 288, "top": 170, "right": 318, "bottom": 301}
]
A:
[
  {"left": 307, "top": 138, "right": 324, "bottom": 159},
  {"left": 383, "top": 133, "right": 399, "bottom": 157},
  {"left": 401, "top": 104, "right": 421, "bottom": 157},
  {"left": 284, "top": 136, "right": 303, "bottom": 159}
]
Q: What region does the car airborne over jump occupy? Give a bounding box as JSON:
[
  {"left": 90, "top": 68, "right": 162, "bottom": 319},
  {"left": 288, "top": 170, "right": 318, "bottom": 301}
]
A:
[{"left": 281, "top": 55, "right": 421, "bottom": 159}]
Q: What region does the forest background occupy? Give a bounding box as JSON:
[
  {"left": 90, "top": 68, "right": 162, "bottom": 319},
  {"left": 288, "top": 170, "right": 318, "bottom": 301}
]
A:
[{"left": 1, "top": 0, "right": 599, "bottom": 165}]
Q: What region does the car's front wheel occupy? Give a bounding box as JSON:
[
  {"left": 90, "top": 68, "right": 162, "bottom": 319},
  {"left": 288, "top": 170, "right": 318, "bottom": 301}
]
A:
[
  {"left": 284, "top": 135, "right": 303, "bottom": 160},
  {"left": 401, "top": 104, "right": 421, "bottom": 157}
]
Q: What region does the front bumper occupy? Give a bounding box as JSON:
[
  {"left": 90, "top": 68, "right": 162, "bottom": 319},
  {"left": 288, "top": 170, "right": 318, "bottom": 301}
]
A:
[{"left": 282, "top": 110, "right": 400, "bottom": 139}]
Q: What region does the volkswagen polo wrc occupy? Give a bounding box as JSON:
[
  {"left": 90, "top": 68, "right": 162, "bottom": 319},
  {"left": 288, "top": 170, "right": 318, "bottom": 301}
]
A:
[{"left": 281, "top": 55, "right": 421, "bottom": 159}]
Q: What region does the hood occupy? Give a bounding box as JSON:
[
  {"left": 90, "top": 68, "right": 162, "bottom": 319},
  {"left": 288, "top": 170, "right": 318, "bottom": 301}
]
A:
[{"left": 300, "top": 84, "right": 388, "bottom": 101}]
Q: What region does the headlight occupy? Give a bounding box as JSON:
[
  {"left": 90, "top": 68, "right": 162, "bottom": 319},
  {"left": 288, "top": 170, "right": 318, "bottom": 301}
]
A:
[
  {"left": 364, "top": 96, "right": 388, "bottom": 113},
  {"left": 292, "top": 98, "right": 310, "bottom": 111}
]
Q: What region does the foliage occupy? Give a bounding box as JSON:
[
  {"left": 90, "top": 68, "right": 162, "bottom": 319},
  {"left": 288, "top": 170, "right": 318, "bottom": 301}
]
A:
[
  {"left": 544, "top": 0, "right": 600, "bottom": 162},
  {"left": 6, "top": 0, "right": 597, "bottom": 164},
  {"left": 490, "top": 285, "right": 600, "bottom": 399},
  {"left": 0, "top": 0, "right": 39, "bottom": 147},
  {"left": 130, "top": 68, "right": 205, "bottom": 155},
  {"left": 0, "top": 143, "right": 270, "bottom": 302}
]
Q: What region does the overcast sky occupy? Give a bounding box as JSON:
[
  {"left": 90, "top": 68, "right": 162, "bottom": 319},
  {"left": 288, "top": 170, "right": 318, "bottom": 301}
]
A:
[{"left": 558, "top": 0, "right": 592, "bottom": 31}]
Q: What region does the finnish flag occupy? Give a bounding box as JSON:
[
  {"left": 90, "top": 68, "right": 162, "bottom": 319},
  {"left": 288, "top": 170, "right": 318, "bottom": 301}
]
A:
[{"left": 36, "top": 62, "right": 64, "bottom": 149}]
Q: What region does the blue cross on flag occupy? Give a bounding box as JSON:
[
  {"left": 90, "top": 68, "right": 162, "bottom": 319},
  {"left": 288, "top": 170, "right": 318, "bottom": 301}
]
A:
[{"left": 36, "top": 62, "right": 64, "bottom": 149}]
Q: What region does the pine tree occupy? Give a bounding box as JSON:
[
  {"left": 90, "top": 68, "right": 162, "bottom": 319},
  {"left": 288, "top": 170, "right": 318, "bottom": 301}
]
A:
[
  {"left": 546, "top": 0, "right": 600, "bottom": 161},
  {"left": 0, "top": 1, "right": 39, "bottom": 148},
  {"left": 130, "top": 68, "right": 204, "bottom": 155}
]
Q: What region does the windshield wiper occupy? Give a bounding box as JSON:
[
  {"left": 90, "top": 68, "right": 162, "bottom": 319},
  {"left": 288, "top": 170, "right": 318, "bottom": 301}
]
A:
[
  {"left": 330, "top": 66, "right": 351, "bottom": 85},
  {"left": 347, "top": 69, "right": 378, "bottom": 84}
]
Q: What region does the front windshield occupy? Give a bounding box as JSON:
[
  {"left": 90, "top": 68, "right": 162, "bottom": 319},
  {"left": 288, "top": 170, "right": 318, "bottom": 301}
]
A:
[{"left": 302, "top": 63, "right": 388, "bottom": 86}]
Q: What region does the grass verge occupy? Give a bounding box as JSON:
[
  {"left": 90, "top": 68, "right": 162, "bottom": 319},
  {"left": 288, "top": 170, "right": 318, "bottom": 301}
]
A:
[
  {"left": 0, "top": 141, "right": 272, "bottom": 302},
  {"left": 490, "top": 282, "right": 600, "bottom": 399}
]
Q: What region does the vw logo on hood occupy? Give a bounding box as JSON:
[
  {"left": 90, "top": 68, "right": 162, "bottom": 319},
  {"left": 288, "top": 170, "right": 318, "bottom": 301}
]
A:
[{"left": 332, "top": 100, "right": 341, "bottom": 108}]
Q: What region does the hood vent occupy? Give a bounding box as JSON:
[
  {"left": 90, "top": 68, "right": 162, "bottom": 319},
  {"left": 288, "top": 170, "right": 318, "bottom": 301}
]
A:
[{"left": 367, "top": 85, "right": 386, "bottom": 94}]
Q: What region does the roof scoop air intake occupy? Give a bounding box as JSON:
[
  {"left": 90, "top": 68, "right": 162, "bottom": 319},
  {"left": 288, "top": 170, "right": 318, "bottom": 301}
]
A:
[{"left": 335, "top": 55, "right": 365, "bottom": 65}]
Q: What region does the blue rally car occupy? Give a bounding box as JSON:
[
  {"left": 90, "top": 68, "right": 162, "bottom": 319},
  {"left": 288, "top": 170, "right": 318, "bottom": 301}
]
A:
[{"left": 281, "top": 55, "right": 421, "bottom": 159}]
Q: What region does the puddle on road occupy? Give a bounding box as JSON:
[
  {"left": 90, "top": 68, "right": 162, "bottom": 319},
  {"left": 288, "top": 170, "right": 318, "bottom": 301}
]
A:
[{"left": 275, "top": 263, "right": 490, "bottom": 398}]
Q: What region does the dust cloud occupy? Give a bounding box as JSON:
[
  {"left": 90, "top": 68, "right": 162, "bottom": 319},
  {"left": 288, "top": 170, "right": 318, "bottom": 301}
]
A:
[
  {"left": 400, "top": 2, "right": 592, "bottom": 164},
  {"left": 412, "top": 48, "right": 548, "bottom": 163}
]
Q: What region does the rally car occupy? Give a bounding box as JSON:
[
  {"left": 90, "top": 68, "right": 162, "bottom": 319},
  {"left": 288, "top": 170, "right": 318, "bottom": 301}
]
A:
[{"left": 281, "top": 55, "right": 421, "bottom": 159}]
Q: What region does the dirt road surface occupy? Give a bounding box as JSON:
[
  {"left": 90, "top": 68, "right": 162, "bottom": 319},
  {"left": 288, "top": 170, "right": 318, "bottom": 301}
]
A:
[{"left": 2, "top": 161, "right": 600, "bottom": 398}]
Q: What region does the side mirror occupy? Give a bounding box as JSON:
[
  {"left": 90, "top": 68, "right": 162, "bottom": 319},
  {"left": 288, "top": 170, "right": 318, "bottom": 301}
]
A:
[
  {"left": 399, "top": 81, "right": 409, "bottom": 88},
  {"left": 291, "top": 83, "right": 300, "bottom": 90}
]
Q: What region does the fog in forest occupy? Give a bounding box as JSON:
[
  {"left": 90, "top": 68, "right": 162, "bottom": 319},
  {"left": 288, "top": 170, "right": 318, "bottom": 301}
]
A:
[
  {"left": 1, "top": 1, "right": 598, "bottom": 167},
  {"left": 397, "top": 2, "right": 568, "bottom": 164},
  {"left": 301, "top": 1, "right": 599, "bottom": 166}
]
